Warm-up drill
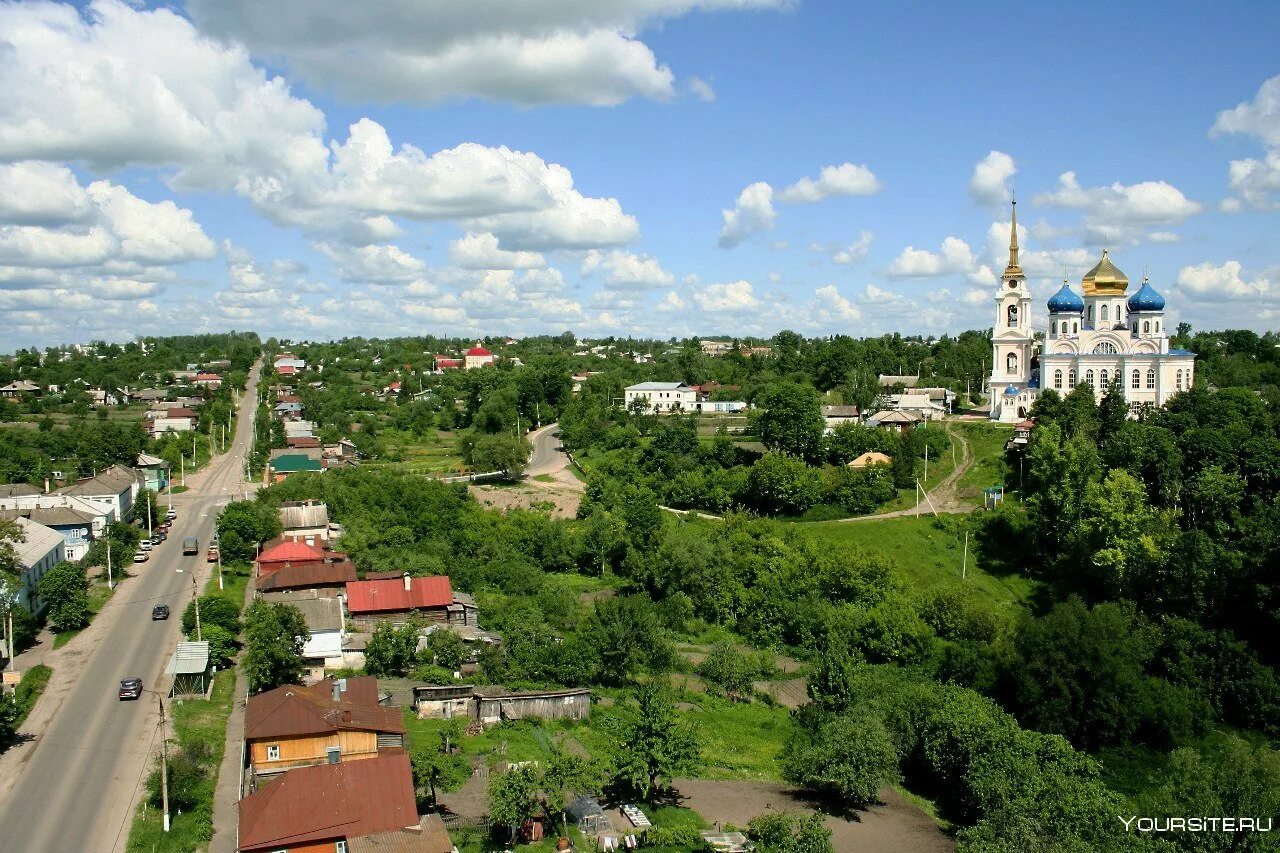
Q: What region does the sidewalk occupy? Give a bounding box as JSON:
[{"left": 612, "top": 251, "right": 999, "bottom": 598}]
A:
[{"left": 208, "top": 563, "right": 257, "bottom": 853}]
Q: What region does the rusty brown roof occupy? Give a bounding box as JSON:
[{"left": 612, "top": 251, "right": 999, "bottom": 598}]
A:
[
  {"left": 245, "top": 677, "right": 403, "bottom": 741},
  {"left": 347, "top": 814, "right": 454, "bottom": 853},
  {"left": 256, "top": 560, "right": 356, "bottom": 592},
  {"left": 238, "top": 754, "right": 418, "bottom": 851}
]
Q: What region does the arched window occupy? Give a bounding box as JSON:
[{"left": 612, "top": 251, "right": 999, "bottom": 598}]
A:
[
  {"left": 1073, "top": 322, "right": 1079, "bottom": 334},
  {"left": 1054, "top": 369, "right": 1063, "bottom": 389},
  {"left": 1155, "top": 321, "right": 1160, "bottom": 333},
  {"left": 1175, "top": 370, "right": 1183, "bottom": 390},
  {"left": 1068, "top": 369, "right": 1076, "bottom": 388},
  {"left": 1131, "top": 369, "right": 1140, "bottom": 389},
  {"left": 1007, "top": 305, "right": 1018, "bottom": 327},
  {"left": 1061, "top": 321, "right": 1068, "bottom": 335},
  {"left": 1142, "top": 320, "right": 1150, "bottom": 334},
  {"left": 1092, "top": 342, "right": 1119, "bottom": 355},
  {"left": 1146, "top": 368, "right": 1155, "bottom": 389},
  {"left": 1087, "top": 305, "right": 1094, "bottom": 323},
  {"left": 1085, "top": 369, "right": 1095, "bottom": 387},
  {"left": 1132, "top": 321, "right": 1139, "bottom": 332},
  {"left": 1006, "top": 352, "right": 1018, "bottom": 373},
  {"left": 1100, "top": 369, "right": 1110, "bottom": 387},
  {"left": 1101, "top": 305, "right": 1109, "bottom": 323}
]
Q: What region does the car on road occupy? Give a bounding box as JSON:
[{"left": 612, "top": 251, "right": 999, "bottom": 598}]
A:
[
  {"left": 132, "top": 551, "right": 148, "bottom": 563},
  {"left": 138, "top": 539, "right": 152, "bottom": 551},
  {"left": 119, "top": 677, "right": 143, "bottom": 700},
  {"left": 153, "top": 531, "right": 166, "bottom": 542},
  {"left": 182, "top": 536, "right": 199, "bottom": 555},
  {"left": 151, "top": 604, "right": 169, "bottom": 620}
]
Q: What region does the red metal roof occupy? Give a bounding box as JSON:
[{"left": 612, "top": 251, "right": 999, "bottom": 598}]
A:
[
  {"left": 466, "top": 345, "right": 492, "bottom": 356},
  {"left": 257, "top": 540, "right": 325, "bottom": 565},
  {"left": 277, "top": 365, "right": 297, "bottom": 375},
  {"left": 286, "top": 436, "right": 321, "bottom": 448},
  {"left": 346, "top": 575, "right": 452, "bottom": 614},
  {"left": 238, "top": 754, "right": 417, "bottom": 851}
]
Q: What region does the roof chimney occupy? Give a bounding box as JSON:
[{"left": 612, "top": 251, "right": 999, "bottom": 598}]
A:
[
  {"left": 403, "top": 572, "right": 412, "bottom": 591},
  {"left": 332, "top": 680, "right": 341, "bottom": 702}
]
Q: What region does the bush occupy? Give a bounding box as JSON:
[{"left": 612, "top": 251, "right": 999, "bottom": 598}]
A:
[
  {"left": 182, "top": 595, "right": 242, "bottom": 636},
  {"left": 746, "top": 453, "right": 822, "bottom": 516},
  {"left": 200, "top": 624, "right": 239, "bottom": 668}
]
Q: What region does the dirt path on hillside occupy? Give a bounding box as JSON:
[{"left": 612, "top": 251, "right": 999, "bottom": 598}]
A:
[{"left": 836, "top": 420, "right": 976, "bottom": 522}]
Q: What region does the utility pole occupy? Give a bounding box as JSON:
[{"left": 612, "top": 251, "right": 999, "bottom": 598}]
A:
[
  {"left": 180, "top": 454, "right": 185, "bottom": 488},
  {"left": 192, "top": 574, "right": 201, "bottom": 641},
  {"left": 924, "top": 445, "right": 929, "bottom": 482},
  {"left": 159, "top": 693, "right": 170, "bottom": 832},
  {"left": 217, "top": 545, "right": 223, "bottom": 591},
  {"left": 962, "top": 530, "right": 969, "bottom": 580},
  {"left": 106, "top": 534, "right": 113, "bottom": 590},
  {"left": 146, "top": 494, "right": 153, "bottom": 539}
]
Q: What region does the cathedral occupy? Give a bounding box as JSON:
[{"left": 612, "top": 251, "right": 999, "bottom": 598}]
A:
[{"left": 988, "top": 202, "right": 1196, "bottom": 423}]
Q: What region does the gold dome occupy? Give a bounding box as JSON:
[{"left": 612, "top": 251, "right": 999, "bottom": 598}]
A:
[{"left": 1081, "top": 250, "right": 1128, "bottom": 295}]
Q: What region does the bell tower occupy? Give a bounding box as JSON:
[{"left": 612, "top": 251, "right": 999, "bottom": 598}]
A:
[{"left": 989, "top": 200, "right": 1034, "bottom": 420}]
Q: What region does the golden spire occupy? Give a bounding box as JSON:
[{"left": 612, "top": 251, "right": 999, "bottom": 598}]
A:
[{"left": 1004, "top": 198, "right": 1024, "bottom": 278}]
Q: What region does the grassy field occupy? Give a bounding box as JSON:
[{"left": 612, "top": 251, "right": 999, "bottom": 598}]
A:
[
  {"left": 126, "top": 669, "right": 237, "bottom": 852},
  {"left": 808, "top": 515, "right": 1038, "bottom": 608},
  {"left": 365, "top": 428, "right": 467, "bottom": 476},
  {"left": 951, "top": 421, "right": 1013, "bottom": 502}
]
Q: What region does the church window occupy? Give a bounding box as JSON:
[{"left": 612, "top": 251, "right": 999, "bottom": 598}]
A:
[
  {"left": 1073, "top": 322, "right": 1079, "bottom": 333},
  {"left": 1175, "top": 370, "right": 1183, "bottom": 390},
  {"left": 1101, "top": 305, "right": 1109, "bottom": 323},
  {"left": 1068, "top": 369, "right": 1076, "bottom": 388},
  {"left": 1054, "top": 370, "right": 1063, "bottom": 389},
  {"left": 1092, "top": 342, "right": 1119, "bottom": 355},
  {"left": 1007, "top": 305, "right": 1018, "bottom": 327},
  {"left": 1085, "top": 370, "right": 1095, "bottom": 387},
  {"left": 1131, "top": 369, "right": 1140, "bottom": 389},
  {"left": 1146, "top": 368, "right": 1155, "bottom": 389},
  {"left": 1100, "top": 369, "right": 1110, "bottom": 387},
  {"left": 1006, "top": 352, "right": 1018, "bottom": 373},
  {"left": 1142, "top": 320, "right": 1150, "bottom": 334},
  {"left": 1087, "top": 305, "right": 1094, "bottom": 323},
  {"left": 1060, "top": 321, "right": 1068, "bottom": 335},
  {"left": 1155, "top": 321, "right": 1160, "bottom": 333}
]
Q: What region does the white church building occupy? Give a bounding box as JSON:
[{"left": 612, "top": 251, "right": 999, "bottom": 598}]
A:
[{"left": 989, "top": 202, "right": 1196, "bottom": 423}]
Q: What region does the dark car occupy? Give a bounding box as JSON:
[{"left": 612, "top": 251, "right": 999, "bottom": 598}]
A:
[
  {"left": 119, "top": 677, "right": 143, "bottom": 700},
  {"left": 152, "top": 604, "right": 170, "bottom": 620}
]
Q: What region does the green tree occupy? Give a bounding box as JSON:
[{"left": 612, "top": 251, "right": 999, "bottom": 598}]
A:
[
  {"left": 423, "top": 628, "right": 466, "bottom": 670},
  {"left": 756, "top": 382, "right": 824, "bottom": 460},
  {"left": 364, "top": 621, "right": 421, "bottom": 677},
  {"left": 783, "top": 711, "right": 899, "bottom": 804},
  {"left": 36, "top": 562, "right": 88, "bottom": 631},
  {"left": 488, "top": 767, "right": 541, "bottom": 842},
  {"left": 182, "top": 595, "right": 242, "bottom": 636},
  {"left": 613, "top": 685, "right": 701, "bottom": 800},
  {"left": 242, "top": 600, "right": 307, "bottom": 693},
  {"left": 411, "top": 721, "right": 471, "bottom": 807},
  {"left": 806, "top": 634, "right": 863, "bottom": 713},
  {"left": 697, "top": 642, "right": 755, "bottom": 698},
  {"left": 470, "top": 432, "right": 531, "bottom": 479},
  {"left": 200, "top": 623, "right": 239, "bottom": 668},
  {"left": 541, "top": 747, "right": 600, "bottom": 827},
  {"left": 747, "top": 811, "right": 835, "bottom": 853},
  {"left": 746, "top": 452, "right": 822, "bottom": 515},
  {"left": 581, "top": 596, "right": 675, "bottom": 684}
]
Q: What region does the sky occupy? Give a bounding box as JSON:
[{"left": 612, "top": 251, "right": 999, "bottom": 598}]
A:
[{"left": 1, "top": 0, "right": 1278, "bottom": 350}]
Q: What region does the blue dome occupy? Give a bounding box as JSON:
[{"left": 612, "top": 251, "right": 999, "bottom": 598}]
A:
[
  {"left": 1003, "top": 385, "right": 1019, "bottom": 396},
  {"left": 1127, "top": 280, "right": 1166, "bottom": 312},
  {"left": 1047, "top": 283, "right": 1085, "bottom": 313}
]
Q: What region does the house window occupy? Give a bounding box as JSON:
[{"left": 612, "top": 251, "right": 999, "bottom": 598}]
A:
[
  {"left": 65, "top": 547, "right": 75, "bottom": 560},
  {"left": 1131, "top": 369, "right": 1140, "bottom": 389},
  {"left": 1085, "top": 370, "right": 1095, "bottom": 387},
  {"left": 1054, "top": 370, "right": 1063, "bottom": 390},
  {"left": 1068, "top": 369, "right": 1076, "bottom": 388},
  {"left": 1007, "top": 305, "right": 1018, "bottom": 327},
  {"left": 1142, "top": 320, "right": 1150, "bottom": 334},
  {"left": 336, "top": 841, "right": 348, "bottom": 853},
  {"left": 1176, "top": 370, "right": 1184, "bottom": 390},
  {"left": 266, "top": 744, "right": 280, "bottom": 761}
]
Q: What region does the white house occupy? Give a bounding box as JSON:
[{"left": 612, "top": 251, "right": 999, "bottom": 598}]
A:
[
  {"left": 464, "top": 343, "right": 496, "bottom": 370},
  {"left": 0, "top": 494, "right": 114, "bottom": 561},
  {"left": 624, "top": 382, "right": 698, "bottom": 413},
  {"left": 56, "top": 465, "right": 140, "bottom": 522},
  {"left": 8, "top": 517, "right": 64, "bottom": 615}
]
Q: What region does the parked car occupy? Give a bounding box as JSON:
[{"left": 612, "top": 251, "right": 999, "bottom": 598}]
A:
[
  {"left": 151, "top": 604, "right": 169, "bottom": 620},
  {"left": 150, "top": 534, "right": 163, "bottom": 545},
  {"left": 132, "top": 551, "right": 148, "bottom": 563},
  {"left": 166, "top": 509, "right": 177, "bottom": 521},
  {"left": 206, "top": 546, "right": 219, "bottom": 563},
  {"left": 138, "top": 539, "right": 152, "bottom": 552},
  {"left": 119, "top": 677, "right": 143, "bottom": 700},
  {"left": 154, "top": 531, "right": 166, "bottom": 542}
]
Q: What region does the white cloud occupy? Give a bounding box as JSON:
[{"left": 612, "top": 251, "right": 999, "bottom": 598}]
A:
[
  {"left": 1147, "top": 231, "right": 1181, "bottom": 244},
  {"left": 188, "top": 0, "right": 786, "bottom": 108},
  {"left": 809, "top": 284, "right": 862, "bottom": 323},
  {"left": 316, "top": 242, "right": 427, "bottom": 284},
  {"left": 0, "top": 162, "right": 94, "bottom": 225},
  {"left": 691, "top": 279, "right": 760, "bottom": 312},
  {"left": 657, "top": 291, "right": 686, "bottom": 312},
  {"left": 1212, "top": 74, "right": 1280, "bottom": 147},
  {"left": 688, "top": 77, "right": 716, "bottom": 102},
  {"left": 718, "top": 182, "right": 775, "bottom": 248},
  {"left": 449, "top": 232, "right": 546, "bottom": 270},
  {"left": 1176, "top": 260, "right": 1273, "bottom": 301},
  {"left": 778, "top": 163, "right": 881, "bottom": 203},
  {"left": 1034, "top": 171, "right": 1202, "bottom": 243},
  {"left": 968, "top": 150, "right": 1016, "bottom": 205},
  {"left": 581, "top": 249, "right": 674, "bottom": 289},
  {"left": 887, "top": 236, "right": 975, "bottom": 278},
  {"left": 831, "top": 230, "right": 874, "bottom": 265}
]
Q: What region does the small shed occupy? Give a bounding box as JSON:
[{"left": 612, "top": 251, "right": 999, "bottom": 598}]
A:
[
  {"left": 848, "top": 451, "right": 892, "bottom": 469},
  {"left": 566, "top": 795, "right": 612, "bottom": 834},
  {"left": 702, "top": 831, "right": 755, "bottom": 852},
  {"left": 166, "top": 641, "right": 211, "bottom": 697}
]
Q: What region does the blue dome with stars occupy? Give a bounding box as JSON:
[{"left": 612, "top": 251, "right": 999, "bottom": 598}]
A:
[
  {"left": 1127, "top": 280, "right": 1166, "bottom": 312},
  {"left": 1047, "top": 283, "right": 1085, "bottom": 313}
]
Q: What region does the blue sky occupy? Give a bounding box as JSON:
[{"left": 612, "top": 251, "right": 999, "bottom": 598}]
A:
[{"left": 1, "top": 0, "right": 1278, "bottom": 349}]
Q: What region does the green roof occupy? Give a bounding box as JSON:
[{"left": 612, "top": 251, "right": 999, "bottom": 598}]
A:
[{"left": 271, "top": 455, "right": 323, "bottom": 473}]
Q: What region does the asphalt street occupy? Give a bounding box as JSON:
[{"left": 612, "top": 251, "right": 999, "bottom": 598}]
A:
[
  {"left": 525, "top": 423, "right": 564, "bottom": 475},
  {"left": 0, "top": 361, "right": 261, "bottom": 853}
]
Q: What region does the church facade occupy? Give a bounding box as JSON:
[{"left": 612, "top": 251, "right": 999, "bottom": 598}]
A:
[{"left": 988, "top": 202, "right": 1196, "bottom": 423}]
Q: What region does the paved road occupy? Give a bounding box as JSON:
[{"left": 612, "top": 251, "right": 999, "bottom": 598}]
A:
[
  {"left": 0, "top": 361, "right": 261, "bottom": 853},
  {"left": 525, "top": 422, "right": 566, "bottom": 476}
]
